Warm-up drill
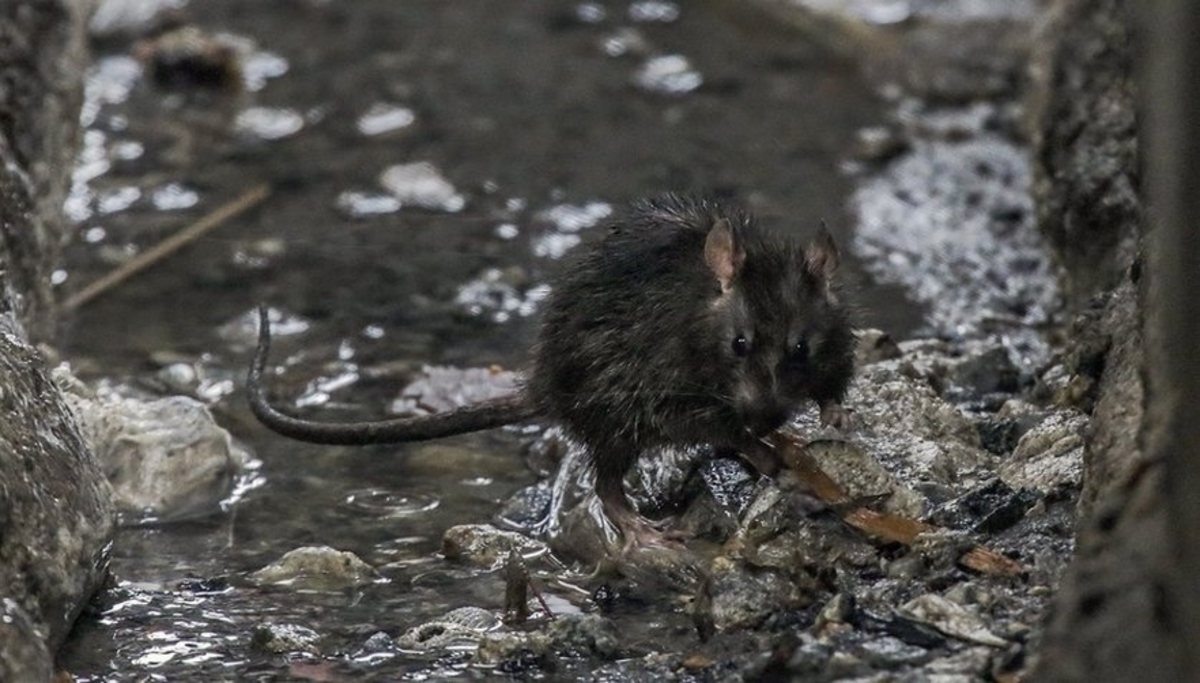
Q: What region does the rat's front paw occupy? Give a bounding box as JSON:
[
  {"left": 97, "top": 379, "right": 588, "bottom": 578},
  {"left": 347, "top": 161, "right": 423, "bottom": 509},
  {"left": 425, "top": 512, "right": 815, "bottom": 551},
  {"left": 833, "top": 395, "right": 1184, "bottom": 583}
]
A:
[{"left": 819, "top": 401, "right": 854, "bottom": 431}]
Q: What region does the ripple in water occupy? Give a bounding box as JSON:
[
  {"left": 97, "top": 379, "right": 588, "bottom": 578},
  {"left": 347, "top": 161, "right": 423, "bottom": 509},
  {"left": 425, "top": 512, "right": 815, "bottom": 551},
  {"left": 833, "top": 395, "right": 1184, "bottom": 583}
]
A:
[{"left": 343, "top": 488, "right": 440, "bottom": 517}]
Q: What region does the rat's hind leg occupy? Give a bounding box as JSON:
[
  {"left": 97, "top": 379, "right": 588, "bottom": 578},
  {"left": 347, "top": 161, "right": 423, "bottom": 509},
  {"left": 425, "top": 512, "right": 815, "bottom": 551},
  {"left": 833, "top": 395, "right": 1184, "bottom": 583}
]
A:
[{"left": 592, "top": 455, "right": 686, "bottom": 552}]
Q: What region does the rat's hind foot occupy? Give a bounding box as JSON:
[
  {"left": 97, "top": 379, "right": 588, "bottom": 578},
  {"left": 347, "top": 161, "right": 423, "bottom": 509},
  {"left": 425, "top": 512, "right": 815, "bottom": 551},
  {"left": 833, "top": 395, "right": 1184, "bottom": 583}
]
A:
[
  {"left": 614, "top": 513, "right": 690, "bottom": 554},
  {"left": 594, "top": 471, "right": 692, "bottom": 553},
  {"left": 596, "top": 486, "right": 688, "bottom": 553}
]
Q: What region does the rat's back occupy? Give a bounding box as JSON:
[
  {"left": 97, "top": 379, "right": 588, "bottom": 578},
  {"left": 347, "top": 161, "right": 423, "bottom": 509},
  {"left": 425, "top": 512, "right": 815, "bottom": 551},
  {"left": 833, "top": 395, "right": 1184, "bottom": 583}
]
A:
[{"left": 528, "top": 195, "right": 762, "bottom": 449}]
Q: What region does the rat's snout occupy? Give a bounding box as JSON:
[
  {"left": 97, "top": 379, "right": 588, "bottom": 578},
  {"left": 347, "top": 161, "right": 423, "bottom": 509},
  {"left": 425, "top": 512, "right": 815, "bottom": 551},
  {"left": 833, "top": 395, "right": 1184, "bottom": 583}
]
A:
[
  {"left": 739, "top": 397, "right": 792, "bottom": 437},
  {"left": 734, "top": 366, "right": 791, "bottom": 435}
]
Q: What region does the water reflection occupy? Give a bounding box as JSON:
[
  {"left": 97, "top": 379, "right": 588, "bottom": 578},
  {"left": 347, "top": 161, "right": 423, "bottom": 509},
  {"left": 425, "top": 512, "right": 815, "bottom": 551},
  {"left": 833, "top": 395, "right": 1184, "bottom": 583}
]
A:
[
  {"left": 378, "top": 161, "right": 467, "bottom": 213},
  {"left": 631, "top": 54, "right": 703, "bottom": 95},
  {"left": 356, "top": 102, "right": 417, "bottom": 136},
  {"left": 234, "top": 106, "right": 304, "bottom": 140}
]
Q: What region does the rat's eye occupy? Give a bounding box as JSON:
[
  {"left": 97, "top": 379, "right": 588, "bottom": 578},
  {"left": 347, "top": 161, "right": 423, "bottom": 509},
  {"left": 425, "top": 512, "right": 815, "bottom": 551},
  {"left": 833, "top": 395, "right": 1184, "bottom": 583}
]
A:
[
  {"left": 792, "top": 338, "right": 810, "bottom": 359},
  {"left": 731, "top": 334, "right": 750, "bottom": 357}
]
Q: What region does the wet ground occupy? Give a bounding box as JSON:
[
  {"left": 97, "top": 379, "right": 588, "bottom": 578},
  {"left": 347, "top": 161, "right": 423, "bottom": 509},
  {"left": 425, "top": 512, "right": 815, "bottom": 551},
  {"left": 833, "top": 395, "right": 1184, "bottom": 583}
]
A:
[{"left": 55, "top": 0, "right": 1055, "bottom": 680}]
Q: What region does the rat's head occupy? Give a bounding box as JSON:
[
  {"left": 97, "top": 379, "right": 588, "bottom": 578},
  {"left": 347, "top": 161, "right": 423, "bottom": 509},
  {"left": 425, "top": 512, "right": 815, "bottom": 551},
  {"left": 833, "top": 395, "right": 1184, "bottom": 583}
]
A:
[{"left": 703, "top": 218, "right": 854, "bottom": 437}]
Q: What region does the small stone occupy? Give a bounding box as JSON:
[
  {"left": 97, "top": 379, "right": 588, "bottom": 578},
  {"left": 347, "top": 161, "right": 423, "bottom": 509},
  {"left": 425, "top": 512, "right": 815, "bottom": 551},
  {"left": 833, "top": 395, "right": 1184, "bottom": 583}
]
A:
[
  {"left": 928, "top": 479, "right": 1039, "bottom": 533},
  {"left": 397, "top": 607, "right": 501, "bottom": 652},
  {"left": 442, "top": 524, "right": 548, "bottom": 569},
  {"left": 977, "top": 417, "right": 1022, "bottom": 455},
  {"left": 249, "top": 546, "right": 380, "bottom": 590},
  {"left": 361, "top": 631, "right": 393, "bottom": 652},
  {"left": 495, "top": 483, "right": 553, "bottom": 532},
  {"left": 856, "top": 328, "right": 903, "bottom": 364},
  {"left": 858, "top": 635, "right": 930, "bottom": 667},
  {"left": 900, "top": 594, "right": 1008, "bottom": 648},
  {"left": 700, "top": 556, "right": 818, "bottom": 631},
  {"left": 999, "top": 411, "right": 1087, "bottom": 492},
  {"left": 250, "top": 623, "right": 321, "bottom": 654},
  {"left": 817, "top": 593, "right": 856, "bottom": 627},
  {"left": 476, "top": 614, "right": 618, "bottom": 664}
]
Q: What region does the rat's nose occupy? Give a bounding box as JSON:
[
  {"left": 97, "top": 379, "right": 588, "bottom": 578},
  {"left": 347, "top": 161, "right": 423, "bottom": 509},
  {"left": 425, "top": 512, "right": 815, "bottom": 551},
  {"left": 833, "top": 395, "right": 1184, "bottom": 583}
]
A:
[{"left": 744, "top": 405, "right": 791, "bottom": 437}]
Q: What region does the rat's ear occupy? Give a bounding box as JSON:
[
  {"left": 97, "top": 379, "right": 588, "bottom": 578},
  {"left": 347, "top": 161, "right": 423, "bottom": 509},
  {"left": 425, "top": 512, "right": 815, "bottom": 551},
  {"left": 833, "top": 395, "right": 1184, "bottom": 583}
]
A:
[
  {"left": 805, "top": 223, "right": 841, "bottom": 284},
  {"left": 704, "top": 218, "right": 746, "bottom": 292}
]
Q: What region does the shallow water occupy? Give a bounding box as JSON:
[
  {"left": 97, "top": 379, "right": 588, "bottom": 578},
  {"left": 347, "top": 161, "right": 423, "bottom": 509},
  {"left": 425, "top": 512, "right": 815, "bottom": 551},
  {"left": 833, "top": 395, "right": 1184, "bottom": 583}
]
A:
[{"left": 57, "top": 0, "right": 933, "bottom": 679}]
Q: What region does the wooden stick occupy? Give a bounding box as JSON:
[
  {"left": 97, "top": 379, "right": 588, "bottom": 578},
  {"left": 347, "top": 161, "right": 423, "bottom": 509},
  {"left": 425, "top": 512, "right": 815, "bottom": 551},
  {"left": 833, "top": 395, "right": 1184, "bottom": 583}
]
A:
[{"left": 62, "top": 183, "right": 271, "bottom": 311}]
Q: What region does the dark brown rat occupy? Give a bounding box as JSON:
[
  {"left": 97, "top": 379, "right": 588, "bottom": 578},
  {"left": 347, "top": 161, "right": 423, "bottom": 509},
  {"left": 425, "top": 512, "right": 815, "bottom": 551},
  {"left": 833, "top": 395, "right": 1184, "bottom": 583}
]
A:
[{"left": 248, "top": 194, "right": 856, "bottom": 549}]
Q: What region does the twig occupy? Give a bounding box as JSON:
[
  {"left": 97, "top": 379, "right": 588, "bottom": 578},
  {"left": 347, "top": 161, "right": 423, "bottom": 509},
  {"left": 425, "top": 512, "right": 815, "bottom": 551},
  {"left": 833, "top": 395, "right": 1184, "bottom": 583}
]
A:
[{"left": 62, "top": 183, "right": 271, "bottom": 311}]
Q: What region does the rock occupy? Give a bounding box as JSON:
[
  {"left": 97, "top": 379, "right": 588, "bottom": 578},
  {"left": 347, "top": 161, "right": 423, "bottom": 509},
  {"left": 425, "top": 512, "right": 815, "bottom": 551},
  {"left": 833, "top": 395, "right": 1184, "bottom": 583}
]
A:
[
  {"left": 804, "top": 439, "right": 925, "bottom": 517},
  {"left": 976, "top": 416, "right": 1023, "bottom": 455},
  {"left": 63, "top": 382, "right": 253, "bottom": 523},
  {"left": 923, "top": 645, "right": 995, "bottom": 679},
  {"left": 395, "top": 606, "right": 502, "bottom": 652},
  {"left": 876, "top": 337, "right": 1026, "bottom": 406},
  {"left": 828, "top": 360, "right": 993, "bottom": 487},
  {"left": 360, "top": 631, "right": 393, "bottom": 653},
  {"left": 249, "top": 546, "right": 380, "bottom": 590},
  {"left": 999, "top": 410, "right": 1087, "bottom": 493},
  {"left": 0, "top": 0, "right": 115, "bottom": 677},
  {"left": 698, "top": 556, "right": 821, "bottom": 631},
  {"left": 849, "top": 125, "right": 910, "bottom": 164},
  {"left": 749, "top": 635, "right": 835, "bottom": 680},
  {"left": 857, "top": 636, "right": 931, "bottom": 668},
  {"left": 855, "top": 328, "right": 903, "bottom": 365},
  {"left": 0, "top": 318, "right": 115, "bottom": 679},
  {"left": 250, "top": 622, "right": 322, "bottom": 654},
  {"left": 630, "top": 54, "right": 703, "bottom": 96},
  {"left": 815, "top": 593, "right": 856, "bottom": 630},
  {"left": 1026, "top": 0, "right": 1139, "bottom": 305},
  {"left": 900, "top": 594, "right": 1008, "bottom": 648},
  {"left": 441, "top": 524, "right": 548, "bottom": 569},
  {"left": 0, "top": 603, "right": 54, "bottom": 683},
  {"left": 476, "top": 613, "right": 620, "bottom": 665},
  {"left": 1074, "top": 281, "right": 1143, "bottom": 516},
  {"left": 929, "top": 479, "right": 1040, "bottom": 533},
  {"left": 495, "top": 482, "right": 553, "bottom": 531}
]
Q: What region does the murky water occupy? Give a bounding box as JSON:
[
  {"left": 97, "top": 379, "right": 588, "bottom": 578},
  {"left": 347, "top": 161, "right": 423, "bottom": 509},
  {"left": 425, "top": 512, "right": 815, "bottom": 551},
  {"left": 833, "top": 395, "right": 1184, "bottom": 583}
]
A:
[{"left": 56, "top": 0, "right": 932, "bottom": 679}]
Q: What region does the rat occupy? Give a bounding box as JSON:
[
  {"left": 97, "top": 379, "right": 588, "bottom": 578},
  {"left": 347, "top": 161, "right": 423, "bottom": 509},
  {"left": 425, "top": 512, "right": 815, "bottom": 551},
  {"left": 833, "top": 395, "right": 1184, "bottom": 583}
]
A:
[{"left": 248, "top": 194, "right": 857, "bottom": 550}]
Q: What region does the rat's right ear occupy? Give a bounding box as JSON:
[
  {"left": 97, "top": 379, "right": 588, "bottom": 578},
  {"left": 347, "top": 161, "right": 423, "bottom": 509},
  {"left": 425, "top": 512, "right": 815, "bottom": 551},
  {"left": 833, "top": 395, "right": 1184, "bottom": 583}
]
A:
[
  {"left": 704, "top": 218, "right": 746, "bottom": 292},
  {"left": 804, "top": 224, "right": 841, "bottom": 284}
]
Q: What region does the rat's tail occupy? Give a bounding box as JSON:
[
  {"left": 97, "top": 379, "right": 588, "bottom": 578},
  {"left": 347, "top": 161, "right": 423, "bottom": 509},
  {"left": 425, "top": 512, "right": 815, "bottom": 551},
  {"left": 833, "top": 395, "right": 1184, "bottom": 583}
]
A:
[{"left": 247, "top": 305, "right": 536, "bottom": 444}]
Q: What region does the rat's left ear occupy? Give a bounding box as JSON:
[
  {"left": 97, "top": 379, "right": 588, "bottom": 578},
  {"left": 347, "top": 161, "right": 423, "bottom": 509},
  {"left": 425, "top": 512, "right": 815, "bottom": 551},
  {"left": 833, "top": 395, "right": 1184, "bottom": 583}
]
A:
[{"left": 805, "top": 223, "right": 840, "bottom": 284}]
